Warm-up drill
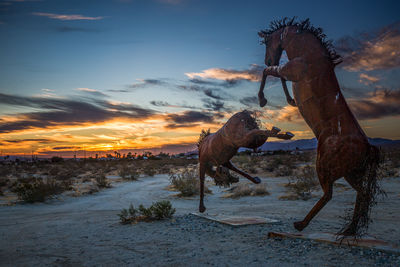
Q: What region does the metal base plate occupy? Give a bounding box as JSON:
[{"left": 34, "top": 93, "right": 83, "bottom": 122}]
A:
[{"left": 191, "top": 212, "right": 279, "bottom": 226}]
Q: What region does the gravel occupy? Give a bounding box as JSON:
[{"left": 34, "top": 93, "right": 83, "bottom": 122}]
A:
[{"left": 1, "top": 174, "right": 399, "bottom": 266}]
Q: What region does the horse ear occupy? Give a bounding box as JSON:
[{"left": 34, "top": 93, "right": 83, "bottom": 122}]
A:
[{"left": 258, "top": 31, "right": 266, "bottom": 38}]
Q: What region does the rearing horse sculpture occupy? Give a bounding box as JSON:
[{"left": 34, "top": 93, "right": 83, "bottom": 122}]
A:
[{"left": 258, "top": 18, "right": 382, "bottom": 236}]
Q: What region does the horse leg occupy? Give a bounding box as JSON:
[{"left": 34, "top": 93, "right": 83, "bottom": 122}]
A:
[
  {"left": 294, "top": 176, "right": 333, "bottom": 231},
  {"left": 222, "top": 161, "right": 261, "bottom": 184},
  {"left": 340, "top": 176, "right": 366, "bottom": 236},
  {"left": 199, "top": 163, "right": 206, "bottom": 213}
]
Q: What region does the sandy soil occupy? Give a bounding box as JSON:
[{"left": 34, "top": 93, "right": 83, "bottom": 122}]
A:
[{"left": 1, "top": 174, "right": 400, "bottom": 266}]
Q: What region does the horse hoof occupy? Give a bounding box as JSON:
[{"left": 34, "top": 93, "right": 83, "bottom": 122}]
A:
[
  {"left": 253, "top": 177, "right": 261, "bottom": 184},
  {"left": 271, "top": 126, "right": 281, "bottom": 134},
  {"left": 259, "top": 98, "right": 267, "bottom": 107},
  {"left": 199, "top": 206, "right": 206, "bottom": 213},
  {"left": 338, "top": 227, "right": 356, "bottom": 236},
  {"left": 294, "top": 221, "right": 305, "bottom": 231}
]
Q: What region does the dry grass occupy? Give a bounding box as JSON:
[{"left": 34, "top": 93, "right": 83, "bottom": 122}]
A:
[
  {"left": 223, "top": 183, "right": 269, "bottom": 199},
  {"left": 118, "top": 164, "right": 139, "bottom": 180},
  {"left": 279, "top": 165, "right": 319, "bottom": 201},
  {"left": 169, "top": 167, "right": 211, "bottom": 197}
]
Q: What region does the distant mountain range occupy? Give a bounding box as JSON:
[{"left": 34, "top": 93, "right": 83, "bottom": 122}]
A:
[{"left": 239, "top": 137, "right": 400, "bottom": 152}]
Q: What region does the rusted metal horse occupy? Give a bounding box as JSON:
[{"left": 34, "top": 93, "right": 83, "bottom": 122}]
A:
[
  {"left": 197, "top": 110, "right": 293, "bottom": 213},
  {"left": 258, "top": 18, "right": 382, "bottom": 236}
]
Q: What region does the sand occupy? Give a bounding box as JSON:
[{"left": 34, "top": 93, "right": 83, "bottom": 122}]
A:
[{"left": 0, "top": 174, "right": 399, "bottom": 266}]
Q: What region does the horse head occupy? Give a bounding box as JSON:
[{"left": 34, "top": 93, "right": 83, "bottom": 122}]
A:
[
  {"left": 223, "top": 110, "right": 260, "bottom": 145},
  {"left": 259, "top": 27, "right": 284, "bottom": 67}
]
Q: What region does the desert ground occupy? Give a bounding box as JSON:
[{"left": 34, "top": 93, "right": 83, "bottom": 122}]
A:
[{"left": 0, "top": 150, "right": 400, "bottom": 266}]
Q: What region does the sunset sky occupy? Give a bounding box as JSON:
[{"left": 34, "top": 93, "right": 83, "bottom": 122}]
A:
[{"left": 0, "top": 0, "right": 399, "bottom": 157}]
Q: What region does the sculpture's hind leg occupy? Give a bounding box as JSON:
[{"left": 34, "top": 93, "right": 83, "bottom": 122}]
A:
[
  {"left": 340, "top": 176, "right": 368, "bottom": 236},
  {"left": 199, "top": 163, "right": 206, "bottom": 213},
  {"left": 222, "top": 161, "right": 261, "bottom": 184},
  {"left": 294, "top": 177, "right": 333, "bottom": 231}
]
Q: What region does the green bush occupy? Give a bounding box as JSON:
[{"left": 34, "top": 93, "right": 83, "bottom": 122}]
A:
[
  {"left": 118, "top": 200, "right": 176, "bottom": 224},
  {"left": 150, "top": 200, "right": 176, "bottom": 220}
]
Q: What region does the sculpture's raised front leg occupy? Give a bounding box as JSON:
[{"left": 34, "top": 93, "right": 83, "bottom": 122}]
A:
[{"left": 258, "top": 57, "right": 307, "bottom": 108}]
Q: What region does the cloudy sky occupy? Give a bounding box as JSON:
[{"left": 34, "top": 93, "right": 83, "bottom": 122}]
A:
[{"left": 0, "top": 0, "right": 399, "bottom": 157}]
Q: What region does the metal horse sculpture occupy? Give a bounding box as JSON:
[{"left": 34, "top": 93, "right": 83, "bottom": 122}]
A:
[
  {"left": 197, "top": 110, "right": 293, "bottom": 213},
  {"left": 258, "top": 18, "right": 382, "bottom": 236}
]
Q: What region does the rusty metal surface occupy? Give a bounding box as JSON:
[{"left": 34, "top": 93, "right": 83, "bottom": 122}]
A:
[
  {"left": 258, "top": 18, "right": 383, "bottom": 236},
  {"left": 192, "top": 212, "right": 279, "bottom": 226},
  {"left": 268, "top": 231, "right": 400, "bottom": 254},
  {"left": 197, "top": 110, "right": 293, "bottom": 213}
]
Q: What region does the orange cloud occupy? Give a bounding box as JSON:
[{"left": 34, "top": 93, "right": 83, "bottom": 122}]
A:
[
  {"left": 359, "top": 73, "right": 380, "bottom": 85},
  {"left": 338, "top": 23, "right": 400, "bottom": 71},
  {"left": 349, "top": 89, "right": 400, "bottom": 120},
  {"left": 185, "top": 64, "right": 262, "bottom": 82}
]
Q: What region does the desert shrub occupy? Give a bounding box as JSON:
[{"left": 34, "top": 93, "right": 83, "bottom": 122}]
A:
[
  {"left": 275, "top": 165, "right": 294, "bottom": 177},
  {"left": 51, "top": 156, "right": 64, "bottom": 163},
  {"left": 118, "top": 165, "right": 139, "bottom": 180},
  {"left": 118, "top": 200, "right": 176, "bottom": 224},
  {"left": 150, "top": 200, "right": 176, "bottom": 219},
  {"left": 0, "top": 165, "right": 13, "bottom": 177},
  {"left": 13, "top": 178, "right": 66, "bottom": 203},
  {"left": 118, "top": 204, "right": 138, "bottom": 224},
  {"left": 95, "top": 173, "right": 111, "bottom": 188},
  {"left": 223, "top": 183, "right": 269, "bottom": 199},
  {"left": 0, "top": 177, "right": 9, "bottom": 187},
  {"left": 143, "top": 165, "right": 156, "bottom": 177},
  {"left": 253, "top": 183, "right": 269, "bottom": 196},
  {"left": 169, "top": 168, "right": 211, "bottom": 197},
  {"left": 280, "top": 165, "right": 319, "bottom": 200}
]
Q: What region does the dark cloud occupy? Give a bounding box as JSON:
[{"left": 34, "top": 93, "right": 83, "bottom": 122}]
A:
[
  {"left": 0, "top": 93, "right": 156, "bottom": 133},
  {"left": 164, "top": 123, "right": 200, "bottom": 129},
  {"left": 189, "top": 78, "right": 238, "bottom": 88},
  {"left": 167, "top": 111, "right": 214, "bottom": 124},
  {"left": 203, "top": 89, "right": 224, "bottom": 100},
  {"left": 129, "top": 79, "right": 167, "bottom": 89},
  {"left": 56, "top": 26, "right": 100, "bottom": 33},
  {"left": 165, "top": 110, "right": 222, "bottom": 129},
  {"left": 178, "top": 84, "right": 202, "bottom": 92},
  {"left": 150, "top": 100, "right": 170, "bottom": 107},
  {"left": 202, "top": 98, "right": 225, "bottom": 112},
  {"left": 4, "top": 138, "right": 52, "bottom": 143},
  {"left": 336, "top": 22, "right": 400, "bottom": 71},
  {"left": 349, "top": 89, "right": 400, "bottom": 120},
  {"left": 107, "top": 89, "right": 131, "bottom": 93},
  {"left": 52, "top": 146, "right": 77, "bottom": 150},
  {"left": 239, "top": 96, "right": 258, "bottom": 107},
  {"left": 150, "top": 100, "right": 197, "bottom": 109}
]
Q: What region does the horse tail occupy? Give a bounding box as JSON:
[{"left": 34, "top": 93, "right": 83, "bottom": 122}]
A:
[
  {"left": 356, "top": 144, "right": 385, "bottom": 235},
  {"left": 197, "top": 129, "right": 211, "bottom": 148}
]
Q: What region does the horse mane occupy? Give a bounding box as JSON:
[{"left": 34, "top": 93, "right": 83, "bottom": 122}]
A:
[
  {"left": 258, "top": 17, "right": 342, "bottom": 66},
  {"left": 197, "top": 128, "right": 211, "bottom": 148}
]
